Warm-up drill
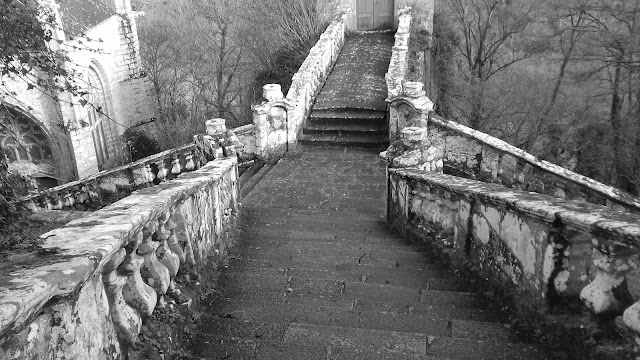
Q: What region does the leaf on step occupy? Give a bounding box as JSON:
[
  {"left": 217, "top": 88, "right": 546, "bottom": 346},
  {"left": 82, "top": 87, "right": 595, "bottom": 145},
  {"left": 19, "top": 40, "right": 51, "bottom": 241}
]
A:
[{"left": 361, "top": 274, "right": 368, "bottom": 283}]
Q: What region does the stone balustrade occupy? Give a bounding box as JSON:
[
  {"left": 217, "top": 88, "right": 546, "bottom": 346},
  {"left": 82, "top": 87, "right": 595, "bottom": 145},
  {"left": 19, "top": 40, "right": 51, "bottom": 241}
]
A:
[
  {"left": 0, "top": 156, "right": 239, "bottom": 359},
  {"left": 17, "top": 144, "right": 200, "bottom": 212},
  {"left": 385, "top": 8, "right": 435, "bottom": 142},
  {"left": 16, "top": 119, "right": 249, "bottom": 212},
  {"left": 427, "top": 114, "right": 640, "bottom": 213},
  {"left": 283, "top": 11, "right": 348, "bottom": 151},
  {"left": 388, "top": 168, "right": 640, "bottom": 345}
]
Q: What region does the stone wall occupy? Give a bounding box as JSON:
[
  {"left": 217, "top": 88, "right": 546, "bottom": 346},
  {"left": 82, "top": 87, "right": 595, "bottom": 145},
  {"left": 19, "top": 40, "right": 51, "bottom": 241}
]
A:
[
  {"left": 0, "top": 157, "right": 239, "bottom": 359},
  {"left": 1, "top": 0, "right": 158, "bottom": 184},
  {"left": 283, "top": 11, "right": 348, "bottom": 151},
  {"left": 429, "top": 115, "right": 640, "bottom": 213},
  {"left": 388, "top": 168, "right": 640, "bottom": 340}
]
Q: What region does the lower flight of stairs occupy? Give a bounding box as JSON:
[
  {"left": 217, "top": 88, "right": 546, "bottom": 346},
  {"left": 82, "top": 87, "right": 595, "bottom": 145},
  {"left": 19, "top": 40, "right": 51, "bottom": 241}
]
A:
[
  {"left": 188, "top": 209, "right": 546, "bottom": 360},
  {"left": 299, "top": 108, "right": 388, "bottom": 150}
]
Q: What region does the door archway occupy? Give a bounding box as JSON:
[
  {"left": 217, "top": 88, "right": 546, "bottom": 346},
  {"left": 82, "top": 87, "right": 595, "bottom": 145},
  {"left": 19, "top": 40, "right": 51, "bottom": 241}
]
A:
[{"left": 357, "top": 0, "right": 394, "bottom": 30}]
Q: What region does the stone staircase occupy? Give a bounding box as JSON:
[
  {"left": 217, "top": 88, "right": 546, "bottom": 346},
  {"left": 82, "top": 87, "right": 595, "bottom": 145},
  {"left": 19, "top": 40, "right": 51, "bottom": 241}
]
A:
[
  {"left": 300, "top": 109, "right": 388, "bottom": 149},
  {"left": 188, "top": 147, "right": 548, "bottom": 360},
  {"left": 299, "top": 32, "right": 394, "bottom": 150}
]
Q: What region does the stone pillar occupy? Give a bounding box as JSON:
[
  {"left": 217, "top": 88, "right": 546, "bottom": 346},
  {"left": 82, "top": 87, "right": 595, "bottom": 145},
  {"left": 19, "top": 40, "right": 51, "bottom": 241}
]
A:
[
  {"left": 251, "top": 84, "right": 294, "bottom": 162},
  {"left": 193, "top": 118, "right": 242, "bottom": 163},
  {"left": 386, "top": 81, "right": 434, "bottom": 142},
  {"left": 380, "top": 126, "right": 443, "bottom": 172}
]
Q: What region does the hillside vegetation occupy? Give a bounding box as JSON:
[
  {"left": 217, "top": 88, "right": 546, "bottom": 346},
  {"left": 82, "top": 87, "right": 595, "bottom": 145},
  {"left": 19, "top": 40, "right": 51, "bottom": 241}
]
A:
[
  {"left": 132, "top": 0, "right": 335, "bottom": 149},
  {"left": 433, "top": 0, "right": 640, "bottom": 196}
]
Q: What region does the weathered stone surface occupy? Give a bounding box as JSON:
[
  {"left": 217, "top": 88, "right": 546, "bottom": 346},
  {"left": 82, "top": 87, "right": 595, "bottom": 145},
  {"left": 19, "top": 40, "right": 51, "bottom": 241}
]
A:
[
  {"left": 0, "top": 157, "right": 239, "bottom": 359},
  {"left": 429, "top": 115, "right": 640, "bottom": 214},
  {"left": 388, "top": 169, "right": 640, "bottom": 324}
]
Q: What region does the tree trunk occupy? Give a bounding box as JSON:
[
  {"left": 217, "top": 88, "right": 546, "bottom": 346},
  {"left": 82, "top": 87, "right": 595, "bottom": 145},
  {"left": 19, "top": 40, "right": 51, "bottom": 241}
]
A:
[{"left": 609, "top": 54, "right": 624, "bottom": 186}]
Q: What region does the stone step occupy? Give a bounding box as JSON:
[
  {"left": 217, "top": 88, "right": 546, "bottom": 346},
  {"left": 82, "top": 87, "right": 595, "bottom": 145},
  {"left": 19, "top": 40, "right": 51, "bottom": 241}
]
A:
[
  {"left": 299, "top": 133, "right": 388, "bottom": 149},
  {"left": 189, "top": 336, "right": 329, "bottom": 360},
  {"left": 304, "top": 122, "right": 388, "bottom": 136},
  {"left": 236, "top": 245, "right": 435, "bottom": 264},
  {"left": 236, "top": 236, "right": 427, "bottom": 253},
  {"left": 309, "top": 108, "right": 386, "bottom": 122},
  {"left": 190, "top": 335, "right": 444, "bottom": 360},
  {"left": 425, "top": 336, "right": 547, "bottom": 360},
  {"left": 238, "top": 227, "right": 416, "bottom": 247},
  {"left": 190, "top": 331, "right": 544, "bottom": 360},
  {"left": 223, "top": 266, "right": 452, "bottom": 289},
  {"left": 240, "top": 163, "right": 275, "bottom": 199},
  {"left": 240, "top": 223, "right": 402, "bottom": 241},
  {"left": 218, "top": 274, "right": 472, "bottom": 305},
  {"left": 203, "top": 300, "right": 452, "bottom": 336},
  {"left": 283, "top": 323, "right": 429, "bottom": 356},
  {"left": 238, "top": 163, "right": 261, "bottom": 190},
  {"left": 230, "top": 250, "right": 443, "bottom": 271}
]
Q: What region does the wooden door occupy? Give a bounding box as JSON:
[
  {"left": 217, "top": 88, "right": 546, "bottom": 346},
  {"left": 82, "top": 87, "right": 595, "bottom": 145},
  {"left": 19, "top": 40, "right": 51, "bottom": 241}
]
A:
[{"left": 357, "top": 0, "right": 394, "bottom": 30}]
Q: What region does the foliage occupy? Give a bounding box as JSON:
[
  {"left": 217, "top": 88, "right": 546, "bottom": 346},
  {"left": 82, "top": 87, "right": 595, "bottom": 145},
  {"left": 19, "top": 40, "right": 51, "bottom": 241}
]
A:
[
  {"left": 0, "top": 150, "right": 53, "bottom": 256},
  {"left": 0, "top": 151, "right": 31, "bottom": 229},
  {"left": 134, "top": 0, "right": 330, "bottom": 148},
  {"left": 122, "top": 128, "right": 161, "bottom": 162},
  {"left": 0, "top": 0, "right": 101, "bottom": 107},
  {"left": 436, "top": 0, "right": 640, "bottom": 196}
]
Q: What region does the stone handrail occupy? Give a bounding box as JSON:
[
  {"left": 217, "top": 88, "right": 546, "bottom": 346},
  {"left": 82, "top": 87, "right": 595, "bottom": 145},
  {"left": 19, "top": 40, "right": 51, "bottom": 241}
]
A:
[
  {"left": 388, "top": 168, "right": 640, "bottom": 343},
  {"left": 18, "top": 144, "right": 201, "bottom": 211},
  {"left": 384, "top": 8, "right": 435, "bottom": 142},
  {"left": 16, "top": 121, "right": 254, "bottom": 212},
  {"left": 428, "top": 114, "right": 640, "bottom": 213},
  {"left": 385, "top": 7, "right": 412, "bottom": 101},
  {"left": 283, "top": 11, "right": 348, "bottom": 151},
  {"left": 1, "top": 157, "right": 239, "bottom": 358}
]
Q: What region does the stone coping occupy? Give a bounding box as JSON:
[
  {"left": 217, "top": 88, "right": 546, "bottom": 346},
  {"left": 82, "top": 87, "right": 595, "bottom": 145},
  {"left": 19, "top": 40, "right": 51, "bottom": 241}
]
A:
[
  {"left": 0, "top": 157, "right": 237, "bottom": 339},
  {"left": 391, "top": 168, "right": 640, "bottom": 245},
  {"left": 430, "top": 114, "right": 640, "bottom": 212},
  {"left": 385, "top": 7, "right": 411, "bottom": 99},
  {"left": 17, "top": 143, "right": 196, "bottom": 203}
]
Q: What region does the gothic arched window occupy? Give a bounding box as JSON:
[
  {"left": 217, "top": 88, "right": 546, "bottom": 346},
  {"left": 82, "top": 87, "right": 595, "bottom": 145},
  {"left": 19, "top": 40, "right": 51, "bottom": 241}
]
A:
[
  {"left": 87, "top": 66, "right": 113, "bottom": 170},
  {"left": 0, "top": 106, "right": 53, "bottom": 165}
]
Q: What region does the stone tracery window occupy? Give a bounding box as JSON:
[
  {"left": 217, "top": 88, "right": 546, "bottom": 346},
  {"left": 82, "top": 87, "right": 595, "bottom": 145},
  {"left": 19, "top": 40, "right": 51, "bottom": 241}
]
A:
[
  {"left": 0, "top": 107, "right": 53, "bottom": 165},
  {"left": 87, "top": 65, "right": 112, "bottom": 170}
]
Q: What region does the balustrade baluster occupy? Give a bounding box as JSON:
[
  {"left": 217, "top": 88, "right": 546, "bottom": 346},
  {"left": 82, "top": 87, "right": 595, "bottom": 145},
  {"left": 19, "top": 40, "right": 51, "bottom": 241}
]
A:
[
  {"left": 63, "top": 191, "right": 75, "bottom": 208},
  {"left": 184, "top": 153, "right": 196, "bottom": 172},
  {"left": 167, "top": 211, "right": 186, "bottom": 264},
  {"left": 103, "top": 248, "right": 142, "bottom": 346},
  {"left": 171, "top": 154, "right": 183, "bottom": 176},
  {"left": 138, "top": 221, "right": 170, "bottom": 296},
  {"left": 120, "top": 232, "right": 157, "bottom": 316},
  {"left": 155, "top": 212, "right": 180, "bottom": 278},
  {"left": 155, "top": 158, "right": 170, "bottom": 183}
]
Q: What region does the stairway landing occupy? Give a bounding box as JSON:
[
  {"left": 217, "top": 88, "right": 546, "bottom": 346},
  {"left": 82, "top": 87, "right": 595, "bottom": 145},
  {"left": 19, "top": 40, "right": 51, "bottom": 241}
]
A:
[{"left": 189, "top": 147, "right": 549, "bottom": 360}]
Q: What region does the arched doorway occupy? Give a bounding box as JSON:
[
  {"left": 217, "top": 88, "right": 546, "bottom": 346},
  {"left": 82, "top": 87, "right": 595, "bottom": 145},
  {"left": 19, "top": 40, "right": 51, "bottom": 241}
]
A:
[
  {"left": 357, "top": 0, "right": 394, "bottom": 30},
  {"left": 0, "top": 105, "right": 59, "bottom": 188}
]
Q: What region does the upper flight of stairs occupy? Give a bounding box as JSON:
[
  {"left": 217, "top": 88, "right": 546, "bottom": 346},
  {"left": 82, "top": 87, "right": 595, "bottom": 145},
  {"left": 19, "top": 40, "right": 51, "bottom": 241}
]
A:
[
  {"left": 299, "top": 109, "right": 388, "bottom": 149},
  {"left": 298, "top": 32, "right": 394, "bottom": 150}
]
